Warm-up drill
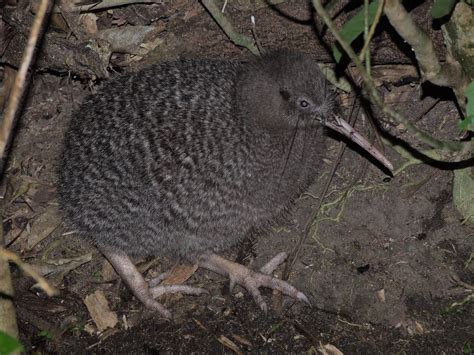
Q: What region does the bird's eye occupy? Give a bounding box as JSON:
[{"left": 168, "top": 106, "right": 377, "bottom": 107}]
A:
[{"left": 299, "top": 100, "right": 309, "bottom": 108}]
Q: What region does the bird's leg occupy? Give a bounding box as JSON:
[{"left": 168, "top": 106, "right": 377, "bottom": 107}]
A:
[
  {"left": 100, "top": 248, "right": 207, "bottom": 319},
  {"left": 198, "top": 252, "right": 310, "bottom": 312}
]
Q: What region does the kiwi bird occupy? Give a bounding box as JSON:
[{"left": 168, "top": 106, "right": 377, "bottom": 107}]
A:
[{"left": 57, "top": 51, "right": 392, "bottom": 318}]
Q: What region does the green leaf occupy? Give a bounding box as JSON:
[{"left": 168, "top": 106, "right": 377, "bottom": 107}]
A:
[
  {"left": 453, "top": 167, "right": 474, "bottom": 224},
  {"left": 459, "top": 115, "right": 474, "bottom": 130},
  {"left": 332, "top": 0, "right": 379, "bottom": 63},
  {"left": 459, "top": 81, "right": 474, "bottom": 131},
  {"left": 463, "top": 341, "right": 473, "bottom": 354},
  {"left": 37, "top": 330, "right": 53, "bottom": 340},
  {"left": 432, "top": 0, "right": 458, "bottom": 19},
  {"left": 270, "top": 322, "right": 283, "bottom": 333},
  {"left": 466, "top": 81, "right": 474, "bottom": 116},
  {"left": 0, "top": 331, "right": 23, "bottom": 355}
]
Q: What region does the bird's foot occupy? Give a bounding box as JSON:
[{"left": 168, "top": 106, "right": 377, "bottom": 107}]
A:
[
  {"left": 101, "top": 248, "right": 207, "bottom": 319},
  {"left": 198, "top": 252, "right": 310, "bottom": 312}
]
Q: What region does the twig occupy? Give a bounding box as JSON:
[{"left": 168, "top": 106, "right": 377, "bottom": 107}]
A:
[
  {"left": 282, "top": 151, "right": 339, "bottom": 280},
  {"left": 76, "top": 0, "right": 157, "bottom": 12},
  {"left": 444, "top": 293, "right": 474, "bottom": 312},
  {"left": 347, "top": 66, "right": 385, "bottom": 154},
  {"left": 0, "top": 0, "right": 51, "bottom": 162},
  {"left": 359, "top": 0, "right": 385, "bottom": 63},
  {"left": 0, "top": 204, "right": 18, "bottom": 338},
  {"left": 201, "top": 0, "right": 260, "bottom": 56},
  {"left": 312, "top": 0, "right": 472, "bottom": 160},
  {"left": 0, "top": 4, "right": 55, "bottom": 335},
  {"left": 449, "top": 273, "right": 474, "bottom": 291},
  {"left": 251, "top": 15, "right": 265, "bottom": 56},
  {"left": 363, "top": 0, "right": 371, "bottom": 74},
  {"left": 282, "top": 94, "right": 361, "bottom": 282},
  {"left": 0, "top": 247, "right": 59, "bottom": 297}
]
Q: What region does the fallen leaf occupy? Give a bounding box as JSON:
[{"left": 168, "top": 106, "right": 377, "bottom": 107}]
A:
[
  {"left": 0, "top": 66, "right": 16, "bottom": 110},
  {"left": 101, "top": 258, "right": 117, "bottom": 282},
  {"left": 162, "top": 264, "right": 198, "bottom": 285},
  {"left": 193, "top": 318, "right": 208, "bottom": 331},
  {"left": 376, "top": 289, "right": 386, "bottom": 302},
  {"left": 84, "top": 290, "right": 118, "bottom": 332},
  {"left": 26, "top": 206, "right": 61, "bottom": 250},
  {"left": 33, "top": 252, "right": 93, "bottom": 286},
  {"left": 232, "top": 334, "right": 252, "bottom": 347},
  {"left": 318, "top": 342, "right": 343, "bottom": 355},
  {"left": 80, "top": 13, "right": 98, "bottom": 34},
  {"left": 218, "top": 335, "right": 243, "bottom": 355},
  {"left": 415, "top": 321, "right": 425, "bottom": 334},
  {"left": 453, "top": 167, "right": 474, "bottom": 224}
]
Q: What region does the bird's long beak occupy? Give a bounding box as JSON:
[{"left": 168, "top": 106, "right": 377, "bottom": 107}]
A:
[{"left": 324, "top": 115, "right": 393, "bottom": 171}]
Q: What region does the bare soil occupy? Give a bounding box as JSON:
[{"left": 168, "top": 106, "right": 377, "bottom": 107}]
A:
[{"left": 1, "top": 0, "right": 473, "bottom": 354}]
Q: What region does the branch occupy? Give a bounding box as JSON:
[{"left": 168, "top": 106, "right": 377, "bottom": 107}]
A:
[
  {"left": 75, "top": 0, "right": 157, "bottom": 12},
  {"left": 0, "top": 206, "right": 18, "bottom": 339},
  {"left": 359, "top": 0, "right": 385, "bottom": 62},
  {"left": 383, "top": 0, "right": 469, "bottom": 100},
  {"left": 0, "top": 248, "right": 59, "bottom": 297},
  {"left": 312, "top": 0, "right": 472, "bottom": 160},
  {"left": 0, "top": 0, "right": 51, "bottom": 162}
]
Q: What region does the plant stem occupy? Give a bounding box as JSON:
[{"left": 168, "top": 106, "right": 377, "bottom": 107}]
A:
[{"left": 312, "top": 0, "right": 472, "bottom": 159}]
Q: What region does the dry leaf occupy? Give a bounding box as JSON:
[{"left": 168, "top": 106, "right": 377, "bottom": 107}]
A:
[
  {"left": 96, "top": 25, "right": 164, "bottom": 56},
  {"left": 414, "top": 321, "right": 425, "bottom": 334},
  {"left": 0, "top": 66, "right": 16, "bottom": 110},
  {"left": 162, "top": 264, "right": 198, "bottom": 285},
  {"left": 376, "top": 289, "right": 386, "bottom": 302},
  {"left": 318, "top": 342, "right": 343, "bottom": 355},
  {"left": 101, "top": 258, "right": 118, "bottom": 282},
  {"left": 80, "top": 13, "right": 98, "bottom": 34},
  {"left": 36, "top": 252, "right": 92, "bottom": 287},
  {"left": 371, "top": 64, "right": 418, "bottom": 86},
  {"left": 218, "top": 335, "right": 243, "bottom": 355},
  {"left": 84, "top": 290, "right": 118, "bottom": 332},
  {"left": 26, "top": 206, "right": 61, "bottom": 250},
  {"left": 232, "top": 334, "right": 252, "bottom": 347},
  {"left": 193, "top": 318, "right": 208, "bottom": 331}
]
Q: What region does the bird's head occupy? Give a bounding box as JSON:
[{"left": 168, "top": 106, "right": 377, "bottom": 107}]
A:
[{"left": 237, "top": 51, "right": 392, "bottom": 171}]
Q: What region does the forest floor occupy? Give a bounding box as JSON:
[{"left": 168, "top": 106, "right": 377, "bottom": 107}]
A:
[{"left": 1, "top": 0, "right": 473, "bottom": 353}]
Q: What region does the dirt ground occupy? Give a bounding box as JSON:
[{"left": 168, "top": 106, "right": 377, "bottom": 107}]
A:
[{"left": 1, "top": 0, "right": 473, "bottom": 354}]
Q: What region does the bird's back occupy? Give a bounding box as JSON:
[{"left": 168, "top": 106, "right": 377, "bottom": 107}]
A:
[{"left": 58, "top": 57, "right": 325, "bottom": 259}]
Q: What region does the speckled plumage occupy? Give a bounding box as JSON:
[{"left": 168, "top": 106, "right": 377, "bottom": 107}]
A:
[{"left": 57, "top": 52, "right": 334, "bottom": 261}]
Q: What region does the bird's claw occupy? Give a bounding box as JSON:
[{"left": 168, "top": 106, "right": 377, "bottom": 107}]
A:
[{"left": 199, "top": 252, "right": 310, "bottom": 312}]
